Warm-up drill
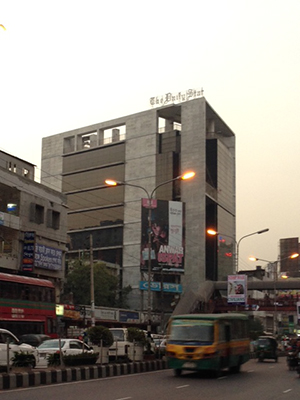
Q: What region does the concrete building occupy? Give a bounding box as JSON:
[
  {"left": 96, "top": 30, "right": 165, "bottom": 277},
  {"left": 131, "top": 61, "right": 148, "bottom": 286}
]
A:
[
  {"left": 280, "top": 237, "right": 300, "bottom": 277},
  {"left": 41, "top": 96, "right": 236, "bottom": 312},
  {"left": 0, "top": 151, "right": 68, "bottom": 301}
]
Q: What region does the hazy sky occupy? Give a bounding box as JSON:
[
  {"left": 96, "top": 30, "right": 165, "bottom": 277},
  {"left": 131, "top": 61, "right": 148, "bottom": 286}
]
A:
[{"left": 1, "top": 0, "right": 300, "bottom": 272}]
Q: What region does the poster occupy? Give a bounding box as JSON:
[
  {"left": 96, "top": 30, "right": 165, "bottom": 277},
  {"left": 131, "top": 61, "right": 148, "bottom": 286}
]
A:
[
  {"left": 227, "top": 274, "right": 247, "bottom": 305},
  {"left": 140, "top": 199, "right": 185, "bottom": 272}
]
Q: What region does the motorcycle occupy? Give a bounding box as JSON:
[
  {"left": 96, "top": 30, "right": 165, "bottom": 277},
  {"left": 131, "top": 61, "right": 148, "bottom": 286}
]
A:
[{"left": 287, "top": 348, "right": 298, "bottom": 370}]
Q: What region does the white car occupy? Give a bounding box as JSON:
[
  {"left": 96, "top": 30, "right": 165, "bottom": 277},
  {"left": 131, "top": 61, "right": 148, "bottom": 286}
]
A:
[
  {"left": 37, "top": 338, "right": 93, "bottom": 367},
  {"left": 0, "top": 328, "right": 38, "bottom": 367}
]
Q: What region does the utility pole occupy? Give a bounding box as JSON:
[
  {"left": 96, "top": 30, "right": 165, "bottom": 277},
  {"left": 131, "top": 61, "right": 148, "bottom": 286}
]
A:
[{"left": 90, "top": 233, "right": 95, "bottom": 327}]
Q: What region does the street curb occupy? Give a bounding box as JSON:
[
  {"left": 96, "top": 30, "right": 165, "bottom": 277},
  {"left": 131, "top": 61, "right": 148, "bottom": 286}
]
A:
[{"left": 0, "top": 359, "right": 168, "bottom": 391}]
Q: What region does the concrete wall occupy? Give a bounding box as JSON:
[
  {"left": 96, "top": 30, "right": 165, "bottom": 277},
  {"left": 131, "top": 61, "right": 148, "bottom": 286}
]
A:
[
  {"left": 181, "top": 98, "right": 207, "bottom": 286},
  {"left": 122, "top": 109, "right": 157, "bottom": 309}
]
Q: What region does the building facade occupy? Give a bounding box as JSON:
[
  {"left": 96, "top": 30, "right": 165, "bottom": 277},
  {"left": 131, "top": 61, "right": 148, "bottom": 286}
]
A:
[
  {"left": 0, "top": 151, "right": 68, "bottom": 301},
  {"left": 41, "top": 96, "right": 236, "bottom": 312},
  {"left": 280, "top": 237, "right": 300, "bottom": 277}
]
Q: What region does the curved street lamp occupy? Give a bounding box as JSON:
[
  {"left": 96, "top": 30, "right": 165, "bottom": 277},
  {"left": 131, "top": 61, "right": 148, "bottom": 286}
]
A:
[
  {"left": 207, "top": 228, "right": 269, "bottom": 274},
  {"left": 249, "top": 253, "right": 299, "bottom": 335},
  {"left": 105, "top": 171, "right": 195, "bottom": 332}
]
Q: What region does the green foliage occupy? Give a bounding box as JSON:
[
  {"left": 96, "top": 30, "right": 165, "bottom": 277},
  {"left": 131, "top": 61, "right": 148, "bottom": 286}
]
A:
[
  {"left": 249, "top": 317, "right": 264, "bottom": 340},
  {"left": 127, "top": 328, "right": 147, "bottom": 345},
  {"left": 64, "top": 260, "right": 131, "bottom": 308},
  {"left": 47, "top": 353, "right": 61, "bottom": 367},
  {"left": 11, "top": 351, "right": 36, "bottom": 368},
  {"left": 86, "top": 326, "right": 114, "bottom": 347}
]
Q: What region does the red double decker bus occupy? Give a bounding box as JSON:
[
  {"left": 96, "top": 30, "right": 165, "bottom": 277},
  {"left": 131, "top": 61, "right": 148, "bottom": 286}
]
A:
[{"left": 0, "top": 272, "right": 57, "bottom": 338}]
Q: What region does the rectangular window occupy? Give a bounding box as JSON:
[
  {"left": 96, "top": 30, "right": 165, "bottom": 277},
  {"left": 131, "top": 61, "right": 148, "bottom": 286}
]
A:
[
  {"left": 30, "top": 203, "right": 45, "bottom": 224},
  {"left": 23, "top": 168, "right": 29, "bottom": 177},
  {"left": 35, "top": 205, "right": 44, "bottom": 224},
  {"left": 52, "top": 211, "right": 60, "bottom": 230},
  {"left": 47, "top": 209, "right": 60, "bottom": 229}
]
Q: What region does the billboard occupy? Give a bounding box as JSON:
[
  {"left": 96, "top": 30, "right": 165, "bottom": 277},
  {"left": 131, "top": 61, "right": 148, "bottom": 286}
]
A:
[
  {"left": 227, "top": 274, "right": 248, "bottom": 305},
  {"left": 34, "top": 243, "right": 63, "bottom": 270},
  {"left": 140, "top": 199, "right": 185, "bottom": 272}
]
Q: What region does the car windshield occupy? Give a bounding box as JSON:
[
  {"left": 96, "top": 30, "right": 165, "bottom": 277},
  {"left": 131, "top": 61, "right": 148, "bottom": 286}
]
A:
[
  {"left": 38, "top": 339, "right": 65, "bottom": 349},
  {"left": 110, "top": 330, "right": 125, "bottom": 341},
  {"left": 258, "top": 338, "right": 271, "bottom": 346},
  {"left": 170, "top": 320, "right": 214, "bottom": 342}
]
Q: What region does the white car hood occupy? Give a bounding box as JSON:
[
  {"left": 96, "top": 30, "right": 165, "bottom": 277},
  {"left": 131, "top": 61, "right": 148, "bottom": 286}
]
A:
[{"left": 19, "top": 343, "right": 37, "bottom": 355}]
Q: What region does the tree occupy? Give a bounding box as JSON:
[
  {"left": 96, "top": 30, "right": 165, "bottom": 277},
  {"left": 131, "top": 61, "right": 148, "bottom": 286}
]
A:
[
  {"left": 86, "top": 326, "right": 114, "bottom": 347},
  {"left": 63, "top": 260, "right": 131, "bottom": 308}
]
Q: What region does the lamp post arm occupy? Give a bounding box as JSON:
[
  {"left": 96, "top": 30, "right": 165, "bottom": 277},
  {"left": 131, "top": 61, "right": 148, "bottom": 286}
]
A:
[
  {"left": 236, "top": 229, "right": 269, "bottom": 273},
  {"left": 116, "top": 181, "right": 151, "bottom": 200},
  {"left": 149, "top": 175, "right": 183, "bottom": 199},
  {"left": 237, "top": 231, "right": 261, "bottom": 248}
]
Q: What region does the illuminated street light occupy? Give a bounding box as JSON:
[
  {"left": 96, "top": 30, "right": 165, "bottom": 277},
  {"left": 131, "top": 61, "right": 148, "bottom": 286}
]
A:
[
  {"left": 280, "top": 272, "right": 289, "bottom": 279},
  {"left": 105, "top": 171, "right": 195, "bottom": 332},
  {"left": 207, "top": 228, "right": 269, "bottom": 273}
]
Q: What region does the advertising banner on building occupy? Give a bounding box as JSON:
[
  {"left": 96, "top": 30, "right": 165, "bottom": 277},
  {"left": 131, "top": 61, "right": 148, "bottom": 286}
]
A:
[
  {"left": 140, "top": 199, "right": 185, "bottom": 273},
  {"left": 34, "top": 243, "right": 62, "bottom": 270},
  {"left": 22, "top": 231, "right": 35, "bottom": 272},
  {"left": 227, "top": 274, "right": 248, "bottom": 305}
]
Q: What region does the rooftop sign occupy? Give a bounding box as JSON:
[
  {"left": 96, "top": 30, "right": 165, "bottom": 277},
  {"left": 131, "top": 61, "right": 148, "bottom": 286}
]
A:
[{"left": 150, "top": 88, "right": 204, "bottom": 108}]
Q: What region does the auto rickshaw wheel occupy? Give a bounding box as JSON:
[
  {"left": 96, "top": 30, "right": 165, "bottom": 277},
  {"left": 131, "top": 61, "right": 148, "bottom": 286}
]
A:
[
  {"left": 174, "top": 369, "right": 182, "bottom": 377},
  {"left": 258, "top": 353, "right": 264, "bottom": 362}
]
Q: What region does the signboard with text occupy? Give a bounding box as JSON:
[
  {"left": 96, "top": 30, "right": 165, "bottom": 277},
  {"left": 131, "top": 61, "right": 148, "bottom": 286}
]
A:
[
  {"left": 139, "top": 281, "right": 182, "bottom": 293},
  {"left": 22, "top": 231, "right": 35, "bottom": 272},
  {"left": 34, "top": 243, "right": 62, "bottom": 271},
  {"left": 150, "top": 88, "right": 204, "bottom": 108},
  {"left": 227, "top": 275, "right": 247, "bottom": 305}
]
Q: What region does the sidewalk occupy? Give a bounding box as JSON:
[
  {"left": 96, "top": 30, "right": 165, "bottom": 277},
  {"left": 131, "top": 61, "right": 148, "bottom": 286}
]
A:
[{"left": 0, "top": 359, "right": 168, "bottom": 391}]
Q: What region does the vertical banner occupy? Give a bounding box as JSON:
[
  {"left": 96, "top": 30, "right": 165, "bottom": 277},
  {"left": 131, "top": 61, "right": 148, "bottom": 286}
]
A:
[
  {"left": 140, "top": 199, "right": 185, "bottom": 272},
  {"left": 297, "top": 301, "right": 300, "bottom": 322},
  {"left": 227, "top": 275, "right": 248, "bottom": 305},
  {"left": 168, "top": 201, "right": 183, "bottom": 248},
  {"left": 22, "top": 231, "right": 35, "bottom": 272}
]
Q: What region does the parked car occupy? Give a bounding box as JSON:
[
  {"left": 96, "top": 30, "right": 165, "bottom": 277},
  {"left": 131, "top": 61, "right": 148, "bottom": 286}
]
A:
[
  {"left": 0, "top": 328, "right": 38, "bottom": 368},
  {"left": 153, "top": 337, "right": 166, "bottom": 358},
  {"left": 36, "top": 338, "right": 93, "bottom": 367},
  {"left": 19, "top": 334, "right": 51, "bottom": 347}
]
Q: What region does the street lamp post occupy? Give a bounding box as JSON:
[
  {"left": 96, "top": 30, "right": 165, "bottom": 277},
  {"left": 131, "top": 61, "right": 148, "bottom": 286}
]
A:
[
  {"left": 105, "top": 171, "right": 195, "bottom": 333},
  {"left": 236, "top": 229, "right": 269, "bottom": 273},
  {"left": 207, "top": 228, "right": 269, "bottom": 274},
  {"left": 249, "top": 253, "right": 299, "bottom": 335}
]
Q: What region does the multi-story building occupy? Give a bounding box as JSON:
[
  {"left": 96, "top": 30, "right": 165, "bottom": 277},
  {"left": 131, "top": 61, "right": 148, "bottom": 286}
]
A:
[
  {"left": 41, "top": 95, "right": 236, "bottom": 313},
  {"left": 0, "top": 151, "right": 68, "bottom": 301},
  {"left": 280, "top": 237, "right": 300, "bottom": 277}
]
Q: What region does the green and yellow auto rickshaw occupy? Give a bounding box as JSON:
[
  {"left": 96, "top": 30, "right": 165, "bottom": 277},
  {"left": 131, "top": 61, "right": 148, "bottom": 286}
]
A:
[{"left": 256, "top": 336, "right": 278, "bottom": 362}]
